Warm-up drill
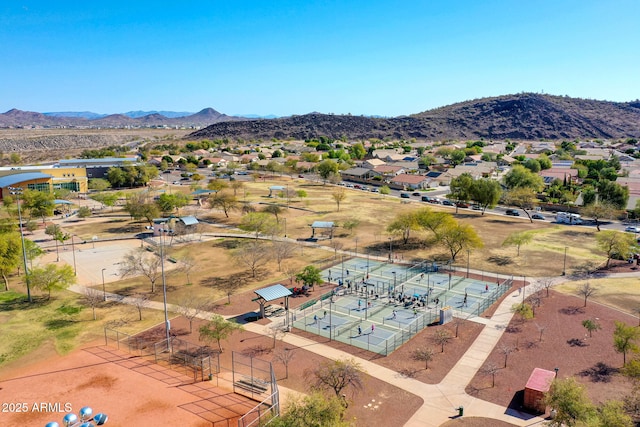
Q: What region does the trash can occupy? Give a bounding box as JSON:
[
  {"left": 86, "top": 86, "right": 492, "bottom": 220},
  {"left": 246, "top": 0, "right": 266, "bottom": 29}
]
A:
[{"left": 457, "top": 406, "right": 464, "bottom": 417}]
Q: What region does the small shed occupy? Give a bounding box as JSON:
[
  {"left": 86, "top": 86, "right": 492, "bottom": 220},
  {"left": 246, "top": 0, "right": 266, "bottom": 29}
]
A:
[
  {"left": 311, "top": 221, "right": 335, "bottom": 240},
  {"left": 524, "top": 368, "right": 555, "bottom": 413}
]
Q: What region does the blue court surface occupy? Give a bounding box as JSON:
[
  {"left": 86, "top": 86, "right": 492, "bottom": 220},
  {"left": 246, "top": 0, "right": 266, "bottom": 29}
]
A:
[{"left": 294, "top": 257, "right": 513, "bottom": 355}]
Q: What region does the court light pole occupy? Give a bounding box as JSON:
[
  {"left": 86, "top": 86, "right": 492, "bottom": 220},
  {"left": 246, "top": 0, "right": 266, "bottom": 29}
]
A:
[
  {"left": 388, "top": 237, "right": 393, "bottom": 262},
  {"left": 101, "top": 268, "right": 107, "bottom": 301},
  {"left": 9, "top": 187, "right": 31, "bottom": 303},
  {"left": 562, "top": 246, "right": 568, "bottom": 276},
  {"left": 467, "top": 249, "right": 470, "bottom": 278},
  {"left": 69, "top": 233, "right": 77, "bottom": 276},
  {"left": 158, "top": 224, "right": 171, "bottom": 349}
]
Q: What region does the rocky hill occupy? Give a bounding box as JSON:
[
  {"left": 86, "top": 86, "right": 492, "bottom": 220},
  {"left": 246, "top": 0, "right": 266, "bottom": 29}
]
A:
[
  {"left": 188, "top": 94, "right": 640, "bottom": 141},
  {"left": 0, "top": 107, "right": 246, "bottom": 129}
]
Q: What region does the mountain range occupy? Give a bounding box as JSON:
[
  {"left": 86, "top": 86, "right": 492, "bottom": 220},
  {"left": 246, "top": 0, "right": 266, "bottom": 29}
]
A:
[
  {"left": 0, "top": 108, "right": 246, "bottom": 128},
  {"left": 188, "top": 94, "right": 640, "bottom": 141},
  {"left": 2, "top": 93, "right": 640, "bottom": 141}
]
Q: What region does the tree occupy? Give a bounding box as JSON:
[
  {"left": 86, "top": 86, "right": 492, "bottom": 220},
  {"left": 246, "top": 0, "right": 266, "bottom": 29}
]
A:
[
  {"left": 269, "top": 392, "right": 349, "bottom": 427},
  {"left": 273, "top": 348, "right": 295, "bottom": 380},
  {"left": 233, "top": 240, "right": 271, "bottom": 278},
  {"left": 229, "top": 180, "right": 245, "bottom": 196},
  {"left": 503, "top": 164, "right": 545, "bottom": 191},
  {"left": 511, "top": 303, "right": 534, "bottom": 323},
  {"left": 411, "top": 347, "right": 435, "bottom": 370},
  {"left": 119, "top": 248, "right": 162, "bottom": 293},
  {"left": 0, "top": 232, "right": 22, "bottom": 290},
  {"left": 379, "top": 185, "right": 391, "bottom": 197},
  {"left": 595, "top": 230, "right": 636, "bottom": 268},
  {"left": 198, "top": 314, "right": 244, "bottom": 353},
  {"left": 309, "top": 358, "right": 364, "bottom": 402},
  {"left": 77, "top": 206, "right": 92, "bottom": 219},
  {"left": 272, "top": 240, "right": 296, "bottom": 271},
  {"left": 502, "top": 231, "right": 533, "bottom": 257},
  {"left": 296, "top": 265, "right": 323, "bottom": 290},
  {"left": 504, "top": 187, "right": 538, "bottom": 222},
  {"left": 207, "top": 191, "right": 238, "bottom": 218},
  {"left": 470, "top": 178, "right": 502, "bottom": 214},
  {"left": 433, "top": 329, "right": 452, "bottom": 353},
  {"left": 263, "top": 203, "right": 283, "bottom": 223},
  {"left": 498, "top": 343, "right": 515, "bottom": 368},
  {"left": 90, "top": 192, "right": 119, "bottom": 211},
  {"left": 179, "top": 254, "right": 197, "bottom": 285},
  {"left": 176, "top": 293, "right": 208, "bottom": 333},
  {"left": 577, "top": 282, "right": 598, "bottom": 307},
  {"left": 387, "top": 211, "right": 420, "bottom": 245},
  {"left": 438, "top": 221, "right": 483, "bottom": 261},
  {"left": 239, "top": 212, "right": 277, "bottom": 238},
  {"left": 597, "top": 180, "right": 629, "bottom": 210},
  {"left": 581, "top": 201, "right": 617, "bottom": 232},
  {"left": 22, "top": 189, "right": 55, "bottom": 223},
  {"left": 613, "top": 321, "right": 640, "bottom": 366},
  {"left": 331, "top": 188, "right": 347, "bottom": 212},
  {"left": 82, "top": 287, "right": 103, "bottom": 320},
  {"left": 481, "top": 362, "right": 500, "bottom": 387},
  {"left": 317, "top": 160, "right": 339, "bottom": 183},
  {"left": 88, "top": 178, "right": 111, "bottom": 192},
  {"left": 131, "top": 293, "right": 150, "bottom": 321},
  {"left": 156, "top": 193, "right": 190, "bottom": 215},
  {"left": 544, "top": 378, "right": 595, "bottom": 427},
  {"left": 28, "top": 263, "right": 75, "bottom": 299},
  {"left": 342, "top": 218, "right": 360, "bottom": 235},
  {"left": 449, "top": 173, "right": 474, "bottom": 211},
  {"left": 595, "top": 400, "right": 634, "bottom": 427},
  {"left": 582, "top": 318, "right": 601, "bottom": 338}
]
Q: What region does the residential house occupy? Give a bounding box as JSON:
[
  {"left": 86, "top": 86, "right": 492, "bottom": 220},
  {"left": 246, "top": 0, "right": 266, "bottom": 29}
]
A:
[{"left": 391, "top": 173, "right": 429, "bottom": 190}]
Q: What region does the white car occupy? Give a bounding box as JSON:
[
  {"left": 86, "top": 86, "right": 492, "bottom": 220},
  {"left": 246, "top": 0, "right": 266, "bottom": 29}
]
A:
[{"left": 625, "top": 226, "right": 640, "bottom": 233}]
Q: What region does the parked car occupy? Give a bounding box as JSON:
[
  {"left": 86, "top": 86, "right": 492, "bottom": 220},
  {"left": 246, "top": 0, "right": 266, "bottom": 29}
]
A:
[
  {"left": 412, "top": 192, "right": 421, "bottom": 196},
  {"left": 360, "top": 186, "right": 369, "bottom": 191},
  {"left": 441, "top": 200, "right": 454, "bottom": 206},
  {"left": 428, "top": 198, "right": 441, "bottom": 204},
  {"left": 400, "top": 193, "right": 411, "bottom": 199},
  {"left": 505, "top": 209, "right": 520, "bottom": 216},
  {"left": 371, "top": 187, "right": 379, "bottom": 193},
  {"left": 298, "top": 174, "right": 304, "bottom": 178},
  {"left": 471, "top": 204, "right": 482, "bottom": 210},
  {"left": 532, "top": 213, "right": 546, "bottom": 220},
  {"left": 455, "top": 202, "right": 469, "bottom": 208},
  {"left": 354, "top": 184, "right": 362, "bottom": 189},
  {"left": 625, "top": 226, "right": 640, "bottom": 233},
  {"left": 421, "top": 196, "right": 432, "bottom": 202}
]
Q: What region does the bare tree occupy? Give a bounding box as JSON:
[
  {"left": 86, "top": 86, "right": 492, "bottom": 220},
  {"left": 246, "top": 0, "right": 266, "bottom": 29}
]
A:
[
  {"left": 232, "top": 240, "right": 271, "bottom": 278},
  {"left": 82, "top": 287, "right": 103, "bottom": 320},
  {"left": 283, "top": 264, "right": 298, "bottom": 287},
  {"left": 119, "top": 248, "right": 161, "bottom": 293},
  {"left": 308, "top": 358, "right": 364, "bottom": 404},
  {"left": 577, "top": 282, "right": 598, "bottom": 307},
  {"left": 541, "top": 277, "right": 555, "bottom": 297},
  {"left": 272, "top": 240, "right": 296, "bottom": 272},
  {"left": 498, "top": 343, "right": 515, "bottom": 368},
  {"left": 329, "top": 240, "right": 344, "bottom": 259},
  {"left": 267, "top": 323, "right": 286, "bottom": 349},
  {"left": 176, "top": 293, "right": 208, "bottom": 333},
  {"left": 180, "top": 254, "right": 197, "bottom": 285},
  {"left": 452, "top": 318, "right": 463, "bottom": 338},
  {"left": 481, "top": 362, "right": 500, "bottom": 387},
  {"left": 131, "top": 293, "right": 150, "bottom": 321},
  {"left": 433, "top": 329, "right": 453, "bottom": 353},
  {"left": 411, "top": 347, "right": 435, "bottom": 370},
  {"left": 273, "top": 348, "right": 295, "bottom": 379}
]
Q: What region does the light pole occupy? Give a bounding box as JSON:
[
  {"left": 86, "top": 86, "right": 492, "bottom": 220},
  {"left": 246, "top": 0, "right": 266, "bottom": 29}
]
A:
[
  {"left": 101, "top": 268, "right": 107, "bottom": 301},
  {"left": 158, "top": 224, "right": 171, "bottom": 348},
  {"left": 467, "top": 249, "right": 470, "bottom": 278},
  {"left": 355, "top": 237, "right": 358, "bottom": 257},
  {"left": 70, "top": 233, "right": 77, "bottom": 276},
  {"left": 388, "top": 237, "right": 393, "bottom": 262},
  {"left": 562, "top": 246, "right": 568, "bottom": 276},
  {"left": 9, "top": 187, "right": 31, "bottom": 303},
  {"left": 46, "top": 406, "right": 108, "bottom": 427},
  {"left": 283, "top": 217, "right": 287, "bottom": 237}
]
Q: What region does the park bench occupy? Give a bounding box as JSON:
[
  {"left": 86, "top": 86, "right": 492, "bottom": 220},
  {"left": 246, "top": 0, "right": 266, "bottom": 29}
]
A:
[{"left": 234, "top": 377, "right": 268, "bottom": 394}]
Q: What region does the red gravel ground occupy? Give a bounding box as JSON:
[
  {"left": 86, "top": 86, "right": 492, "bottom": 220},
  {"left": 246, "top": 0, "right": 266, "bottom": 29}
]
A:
[{"left": 466, "top": 289, "right": 638, "bottom": 415}]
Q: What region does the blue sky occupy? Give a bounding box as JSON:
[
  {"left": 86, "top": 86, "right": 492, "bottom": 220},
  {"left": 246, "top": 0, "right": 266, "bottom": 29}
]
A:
[{"left": 1, "top": 1, "right": 639, "bottom": 117}]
